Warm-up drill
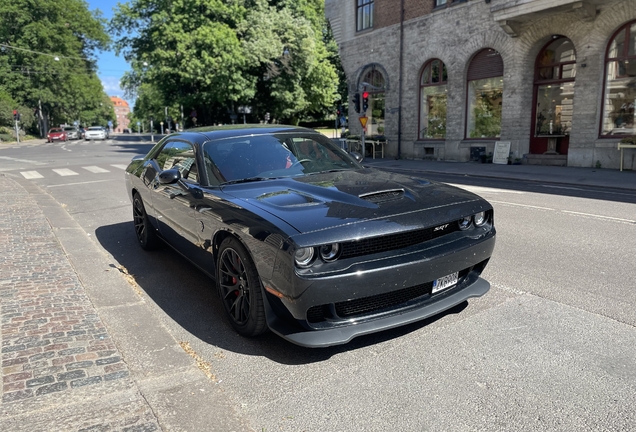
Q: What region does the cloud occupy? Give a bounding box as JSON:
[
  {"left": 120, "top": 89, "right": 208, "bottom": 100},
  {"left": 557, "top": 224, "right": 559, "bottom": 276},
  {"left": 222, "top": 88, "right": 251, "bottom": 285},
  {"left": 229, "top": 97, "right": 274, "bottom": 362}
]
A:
[{"left": 100, "top": 76, "right": 124, "bottom": 96}]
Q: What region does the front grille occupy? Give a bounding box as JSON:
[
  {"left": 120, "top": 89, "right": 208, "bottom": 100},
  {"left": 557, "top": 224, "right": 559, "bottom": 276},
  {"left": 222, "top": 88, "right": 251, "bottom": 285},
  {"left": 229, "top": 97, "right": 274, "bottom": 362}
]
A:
[
  {"left": 306, "top": 267, "right": 472, "bottom": 324},
  {"left": 339, "top": 223, "right": 459, "bottom": 260}
]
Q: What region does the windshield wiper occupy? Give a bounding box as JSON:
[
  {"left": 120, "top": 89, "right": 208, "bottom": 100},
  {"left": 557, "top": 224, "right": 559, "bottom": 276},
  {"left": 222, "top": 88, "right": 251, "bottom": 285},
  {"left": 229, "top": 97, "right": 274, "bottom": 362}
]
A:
[
  {"left": 309, "top": 168, "right": 349, "bottom": 175},
  {"left": 221, "top": 177, "right": 276, "bottom": 185}
]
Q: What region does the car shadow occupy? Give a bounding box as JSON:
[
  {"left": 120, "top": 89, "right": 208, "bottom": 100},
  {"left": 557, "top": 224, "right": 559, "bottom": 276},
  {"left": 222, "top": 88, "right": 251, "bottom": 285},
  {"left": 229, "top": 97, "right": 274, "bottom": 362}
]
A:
[{"left": 95, "top": 221, "right": 468, "bottom": 364}]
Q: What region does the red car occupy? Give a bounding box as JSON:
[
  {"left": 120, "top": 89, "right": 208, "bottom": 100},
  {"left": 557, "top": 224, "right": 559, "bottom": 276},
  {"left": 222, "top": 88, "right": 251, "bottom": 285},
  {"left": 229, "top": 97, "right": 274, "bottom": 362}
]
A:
[{"left": 47, "top": 128, "right": 68, "bottom": 142}]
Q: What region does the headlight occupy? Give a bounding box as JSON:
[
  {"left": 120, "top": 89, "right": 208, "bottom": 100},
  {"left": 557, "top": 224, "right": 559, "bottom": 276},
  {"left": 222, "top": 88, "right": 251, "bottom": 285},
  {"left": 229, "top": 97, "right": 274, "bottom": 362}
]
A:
[
  {"left": 319, "top": 243, "right": 341, "bottom": 262},
  {"left": 294, "top": 247, "right": 315, "bottom": 268},
  {"left": 458, "top": 216, "right": 472, "bottom": 230},
  {"left": 474, "top": 211, "right": 487, "bottom": 226}
]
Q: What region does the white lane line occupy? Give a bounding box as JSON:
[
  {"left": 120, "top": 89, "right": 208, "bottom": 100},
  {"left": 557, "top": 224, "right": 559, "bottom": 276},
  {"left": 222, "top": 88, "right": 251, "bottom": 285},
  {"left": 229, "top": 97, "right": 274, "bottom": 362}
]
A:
[
  {"left": 60, "top": 145, "right": 72, "bottom": 152},
  {"left": 448, "top": 184, "right": 525, "bottom": 194},
  {"left": 541, "top": 185, "right": 584, "bottom": 191},
  {"left": 562, "top": 210, "right": 635, "bottom": 223},
  {"left": 0, "top": 156, "right": 46, "bottom": 165},
  {"left": 82, "top": 166, "right": 110, "bottom": 173},
  {"left": 47, "top": 180, "right": 111, "bottom": 188},
  {"left": 52, "top": 168, "right": 79, "bottom": 176},
  {"left": 110, "top": 164, "right": 128, "bottom": 170},
  {"left": 489, "top": 200, "right": 554, "bottom": 211},
  {"left": 21, "top": 171, "right": 44, "bottom": 179}
]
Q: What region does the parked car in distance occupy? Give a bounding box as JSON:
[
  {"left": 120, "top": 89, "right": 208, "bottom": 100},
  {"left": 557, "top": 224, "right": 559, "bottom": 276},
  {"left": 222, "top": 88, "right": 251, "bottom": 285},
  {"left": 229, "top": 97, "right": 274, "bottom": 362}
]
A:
[
  {"left": 84, "top": 126, "right": 107, "bottom": 140},
  {"left": 47, "top": 127, "right": 67, "bottom": 142},
  {"left": 125, "top": 125, "right": 496, "bottom": 347},
  {"left": 63, "top": 126, "right": 80, "bottom": 140}
]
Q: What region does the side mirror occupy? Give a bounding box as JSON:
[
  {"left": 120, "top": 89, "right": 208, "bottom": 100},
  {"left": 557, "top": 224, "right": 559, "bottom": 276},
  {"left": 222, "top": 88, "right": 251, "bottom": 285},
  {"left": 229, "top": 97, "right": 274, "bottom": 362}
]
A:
[
  {"left": 349, "top": 151, "right": 364, "bottom": 163},
  {"left": 131, "top": 154, "right": 145, "bottom": 162},
  {"left": 158, "top": 168, "right": 182, "bottom": 185}
]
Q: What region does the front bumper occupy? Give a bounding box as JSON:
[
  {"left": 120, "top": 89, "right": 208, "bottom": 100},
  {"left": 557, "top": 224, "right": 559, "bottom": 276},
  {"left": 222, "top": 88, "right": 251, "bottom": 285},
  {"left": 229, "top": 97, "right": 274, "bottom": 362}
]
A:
[{"left": 264, "top": 231, "right": 495, "bottom": 347}]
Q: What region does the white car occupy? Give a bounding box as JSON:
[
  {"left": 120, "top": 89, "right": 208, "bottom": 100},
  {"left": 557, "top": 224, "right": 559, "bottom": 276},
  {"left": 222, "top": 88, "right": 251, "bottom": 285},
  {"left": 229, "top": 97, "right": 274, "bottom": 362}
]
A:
[{"left": 84, "top": 126, "right": 107, "bottom": 140}]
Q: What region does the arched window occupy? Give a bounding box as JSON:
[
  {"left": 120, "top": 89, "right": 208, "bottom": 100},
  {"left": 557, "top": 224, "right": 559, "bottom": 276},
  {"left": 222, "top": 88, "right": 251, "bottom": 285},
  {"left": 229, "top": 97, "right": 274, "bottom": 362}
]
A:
[
  {"left": 419, "top": 59, "right": 448, "bottom": 139},
  {"left": 530, "top": 36, "right": 576, "bottom": 154},
  {"left": 359, "top": 66, "right": 387, "bottom": 137},
  {"left": 601, "top": 21, "right": 636, "bottom": 136},
  {"left": 466, "top": 49, "right": 504, "bottom": 139}
]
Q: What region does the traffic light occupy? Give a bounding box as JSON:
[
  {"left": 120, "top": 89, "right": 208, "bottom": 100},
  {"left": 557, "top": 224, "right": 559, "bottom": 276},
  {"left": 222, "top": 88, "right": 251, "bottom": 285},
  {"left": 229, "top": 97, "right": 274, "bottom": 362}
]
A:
[
  {"left": 13, "top": 109, "right": 17, "bottom": 120},
  {"left": 352, "top": 93, "right": 360, "bottom": 113},
  {"left": 362, "top": 91, "right": 369, "bottom": 112}
]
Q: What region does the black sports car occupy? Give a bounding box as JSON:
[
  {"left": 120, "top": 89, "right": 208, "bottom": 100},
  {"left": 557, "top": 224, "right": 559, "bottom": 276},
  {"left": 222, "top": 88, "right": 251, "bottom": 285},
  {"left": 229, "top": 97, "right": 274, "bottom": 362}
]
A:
[{"left": 125, "top": 125, "right": 496, "bottom": 347}]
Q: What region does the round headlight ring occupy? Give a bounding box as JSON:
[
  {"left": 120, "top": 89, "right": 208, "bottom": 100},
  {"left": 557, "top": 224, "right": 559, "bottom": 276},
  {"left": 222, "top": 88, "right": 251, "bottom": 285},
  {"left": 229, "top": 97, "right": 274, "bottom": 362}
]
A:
[
  {"left": 319, "top": 243, "right": 341, "bottom": 262},
  {"left": 458, "top": 216, "right": 472, "bottom": 230},
  {"left": 474, "top": 211, "right": 487, "bottom": 227},
  {"left": 294, "top": 247, "right": 315, "bottom": 268}
]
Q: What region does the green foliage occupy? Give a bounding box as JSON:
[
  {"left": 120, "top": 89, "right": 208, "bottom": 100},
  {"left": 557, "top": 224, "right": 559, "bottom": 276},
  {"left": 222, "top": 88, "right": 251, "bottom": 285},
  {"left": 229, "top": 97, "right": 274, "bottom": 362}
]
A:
[
  {"left": 0, "top": 0, "right": 113, "bottom": 132},
  {"left": 111, "top": 0, "right": 341, "bottom": 126},
  {"left": 470, "top": 91, "right": 502, "bottom": 138}
]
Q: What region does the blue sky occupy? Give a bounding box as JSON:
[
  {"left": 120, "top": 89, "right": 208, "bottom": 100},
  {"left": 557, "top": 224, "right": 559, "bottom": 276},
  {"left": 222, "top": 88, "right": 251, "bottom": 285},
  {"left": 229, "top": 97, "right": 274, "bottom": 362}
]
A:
[{"left": 87, "top": 0, "right": 133, "bottom": 106}]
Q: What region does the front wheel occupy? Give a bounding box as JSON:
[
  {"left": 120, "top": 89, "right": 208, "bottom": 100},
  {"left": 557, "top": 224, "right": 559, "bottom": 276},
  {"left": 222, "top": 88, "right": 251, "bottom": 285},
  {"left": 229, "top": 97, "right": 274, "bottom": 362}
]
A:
[
  {"left": 216, "top": 237, "right": 267, "bottom": 337},
  {"left": 132, "top": 193, "right": 160, "bottom": 250}
]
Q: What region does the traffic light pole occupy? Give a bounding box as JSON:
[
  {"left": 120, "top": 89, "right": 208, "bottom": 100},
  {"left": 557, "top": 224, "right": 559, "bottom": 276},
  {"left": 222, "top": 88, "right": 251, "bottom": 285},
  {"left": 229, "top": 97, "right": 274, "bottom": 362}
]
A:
[{"left": 14, "top": 119, "right": 20, "bottom": 143}]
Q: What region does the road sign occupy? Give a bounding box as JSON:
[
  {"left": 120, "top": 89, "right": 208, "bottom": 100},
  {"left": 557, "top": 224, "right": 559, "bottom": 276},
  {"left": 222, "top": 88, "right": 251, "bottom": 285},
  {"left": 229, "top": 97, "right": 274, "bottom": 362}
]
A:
[{"left": 359, "top": 116, "right": 368, "bottom": 128}]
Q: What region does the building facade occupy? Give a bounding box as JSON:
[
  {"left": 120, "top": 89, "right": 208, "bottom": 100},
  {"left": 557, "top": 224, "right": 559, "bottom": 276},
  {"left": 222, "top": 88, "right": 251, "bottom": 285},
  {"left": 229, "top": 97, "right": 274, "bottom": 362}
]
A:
[
  {"left": 110, "top": 96, "right": 131, "bottom": 133},
  {"left": 325, "top": 0, "right": 636, "bottom": 170}
]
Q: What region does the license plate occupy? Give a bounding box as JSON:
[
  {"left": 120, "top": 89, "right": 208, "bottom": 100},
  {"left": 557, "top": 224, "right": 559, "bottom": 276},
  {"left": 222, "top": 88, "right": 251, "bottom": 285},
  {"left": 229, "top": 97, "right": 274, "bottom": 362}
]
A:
[{"left": 432, "top": 272, "right": 459, "bottom": 294}]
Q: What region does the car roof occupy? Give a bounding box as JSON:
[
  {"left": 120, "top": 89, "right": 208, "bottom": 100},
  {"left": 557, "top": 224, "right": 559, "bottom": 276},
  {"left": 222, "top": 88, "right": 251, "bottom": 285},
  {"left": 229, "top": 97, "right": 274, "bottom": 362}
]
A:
[{"left": 174, "top": 124, "right": 319, "bottom": 143}]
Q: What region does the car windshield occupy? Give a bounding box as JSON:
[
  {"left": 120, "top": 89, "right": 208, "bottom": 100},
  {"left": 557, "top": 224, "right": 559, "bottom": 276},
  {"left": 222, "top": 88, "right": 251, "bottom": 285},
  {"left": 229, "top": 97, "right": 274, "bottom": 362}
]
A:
[
  {"left": 49, "top": 128, "right": 63, "bottom": 133},
  {"left": 63, "top": 127, "right": 75, "bottom": 131},
  {"left": 88, "top": 127, "right": 102, "bottom": 130},
  {"left": 203, "top": 132, "right": 362, "bottom": 185}
]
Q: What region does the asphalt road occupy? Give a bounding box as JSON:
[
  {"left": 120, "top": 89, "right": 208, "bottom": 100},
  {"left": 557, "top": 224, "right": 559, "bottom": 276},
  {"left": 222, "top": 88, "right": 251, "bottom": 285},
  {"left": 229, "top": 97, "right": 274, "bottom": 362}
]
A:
[{"left": 2, "top": 135, "right": 635, "bottom": 431}]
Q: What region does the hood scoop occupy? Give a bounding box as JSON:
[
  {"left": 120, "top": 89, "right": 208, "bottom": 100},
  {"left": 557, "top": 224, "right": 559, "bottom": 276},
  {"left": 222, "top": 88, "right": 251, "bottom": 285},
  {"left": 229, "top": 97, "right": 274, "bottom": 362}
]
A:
[{"left": 359, "top": 189, "right": 404, "bottom": 203}]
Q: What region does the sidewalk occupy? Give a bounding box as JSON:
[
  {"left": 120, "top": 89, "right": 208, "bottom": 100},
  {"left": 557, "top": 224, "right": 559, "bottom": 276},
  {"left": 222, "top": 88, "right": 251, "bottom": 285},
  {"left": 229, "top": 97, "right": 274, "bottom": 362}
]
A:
[
  {"left": 0, "top": 174, "right": 251, "bottom": 431},
  {"left": 362, "top": 158, "right": 636, "bottom": 191}
]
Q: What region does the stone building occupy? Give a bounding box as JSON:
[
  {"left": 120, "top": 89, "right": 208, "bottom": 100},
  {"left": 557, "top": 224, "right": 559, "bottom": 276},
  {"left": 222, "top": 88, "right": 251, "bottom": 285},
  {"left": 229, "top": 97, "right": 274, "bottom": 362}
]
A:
[
  {"left": 110, "top": 96, "right": 131, "bottom": 133},
  {"left": 325, "top": 0, "right": 636, "bottom": 170}
]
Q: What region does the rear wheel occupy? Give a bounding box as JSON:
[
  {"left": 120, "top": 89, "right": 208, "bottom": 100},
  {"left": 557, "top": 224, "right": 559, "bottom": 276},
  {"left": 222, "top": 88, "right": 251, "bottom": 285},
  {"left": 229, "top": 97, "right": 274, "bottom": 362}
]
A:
[
  {"left": 216, "top": 237, "right": 267, "bottom": 337},
  {"left": 132, "top": 193, "right": 160, "bottom": 250}
]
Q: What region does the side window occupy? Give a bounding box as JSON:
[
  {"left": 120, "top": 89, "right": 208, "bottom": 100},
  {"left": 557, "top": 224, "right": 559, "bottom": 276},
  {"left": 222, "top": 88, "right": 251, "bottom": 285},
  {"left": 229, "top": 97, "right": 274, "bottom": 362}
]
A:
[{"left": 154, "top": 141, "right": 199, "bottom": 183}]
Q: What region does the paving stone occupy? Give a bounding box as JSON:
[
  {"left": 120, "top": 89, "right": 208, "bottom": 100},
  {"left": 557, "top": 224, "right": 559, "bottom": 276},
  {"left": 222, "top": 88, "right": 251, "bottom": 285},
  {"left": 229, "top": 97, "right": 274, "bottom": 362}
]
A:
[
  {"left": 96, "top": 356, "right": 121, "bottom": 366},
  {"left": 104, "top": 371, "right": 129, "bottom": 381},
  {"left": 2, "top": 389, "right": 34, "bottom": 403},
  {"left": 66, "top": 360, "right": 94, "bottom": 370},
  {"left": 35, "top": 381, "right": 68, "bottom": 396},
  {"left": 71, "top": 376, "right": 103, "bottom": 388},
  {"left": 26, "top": 375, "right": 55, "bottom": 388},
  {"left": 57, "top": 370, "right": 87, "bottom": 381}
]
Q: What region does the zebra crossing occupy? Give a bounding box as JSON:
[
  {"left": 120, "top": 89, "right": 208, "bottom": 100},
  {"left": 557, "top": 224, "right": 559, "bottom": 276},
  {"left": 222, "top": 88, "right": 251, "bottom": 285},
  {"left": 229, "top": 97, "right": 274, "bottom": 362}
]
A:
[{"left": 20, "top": 164, "right": 129, "bottom": 179}]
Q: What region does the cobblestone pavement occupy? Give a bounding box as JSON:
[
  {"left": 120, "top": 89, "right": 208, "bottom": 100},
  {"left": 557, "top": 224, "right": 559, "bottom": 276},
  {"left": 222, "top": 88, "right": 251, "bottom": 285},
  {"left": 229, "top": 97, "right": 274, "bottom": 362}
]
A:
[{"left": 0, "top": 174, "right": 160, "bottom": 431}]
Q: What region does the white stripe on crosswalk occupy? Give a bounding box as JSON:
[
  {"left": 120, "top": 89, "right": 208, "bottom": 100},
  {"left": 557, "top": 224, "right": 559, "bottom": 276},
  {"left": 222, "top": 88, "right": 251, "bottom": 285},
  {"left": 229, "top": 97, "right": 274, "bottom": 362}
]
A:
[
  {"left": 52, "top": 168, "right": 79, "bottom": 176},
  {"left": 82, "top": 166, "right": 110, "bottom": 173},
  {"left": 21, "top": 171, "right": 44, "bottom": 179},
  {"left": 110, "top": 164, "right": 128, "bottom": 170}
]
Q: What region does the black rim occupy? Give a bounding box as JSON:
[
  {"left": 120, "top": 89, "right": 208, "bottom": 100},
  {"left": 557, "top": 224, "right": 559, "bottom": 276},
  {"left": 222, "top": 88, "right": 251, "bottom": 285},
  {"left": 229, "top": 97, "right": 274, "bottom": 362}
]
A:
[
  {"left": 133, "top": 198, "right": 146, "bottom": 243},
  {"left": 219, "top": 248, "right": 251, "bottom": 326}
]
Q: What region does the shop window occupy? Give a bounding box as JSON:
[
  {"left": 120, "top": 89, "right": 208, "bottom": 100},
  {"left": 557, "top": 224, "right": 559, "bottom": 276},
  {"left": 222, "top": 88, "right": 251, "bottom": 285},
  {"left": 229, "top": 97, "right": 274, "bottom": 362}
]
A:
[
  {"left": 601, "top": 21, "right": 636, "bottom": 136},
  {"left": 419, "top": 59, "right": 448, "bottom": 139},
  {"left": 534, "top": 37, "right": 576, "bottom": 137},
  {"left": 356, "top": 0, "right": 374, "bottom": 32},
  {"left": 359, "top": 67, "right": 386, "bottom": 138},
  {"left": 466, "top": 49, "right": 504, "bottom": 139}
]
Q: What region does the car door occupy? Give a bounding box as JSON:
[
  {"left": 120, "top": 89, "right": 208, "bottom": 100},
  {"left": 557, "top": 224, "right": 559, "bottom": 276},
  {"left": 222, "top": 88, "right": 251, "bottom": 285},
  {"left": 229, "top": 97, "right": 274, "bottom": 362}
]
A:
[{"left": 149, "top": 139, "right": 205, "bottom": 261}]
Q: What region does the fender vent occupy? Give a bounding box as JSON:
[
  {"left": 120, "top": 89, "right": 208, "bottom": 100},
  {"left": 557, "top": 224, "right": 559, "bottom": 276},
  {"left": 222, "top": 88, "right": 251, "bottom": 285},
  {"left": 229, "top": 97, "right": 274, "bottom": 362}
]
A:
[{"left": 359, "top": 189, "right": 404, "bottom": 203}]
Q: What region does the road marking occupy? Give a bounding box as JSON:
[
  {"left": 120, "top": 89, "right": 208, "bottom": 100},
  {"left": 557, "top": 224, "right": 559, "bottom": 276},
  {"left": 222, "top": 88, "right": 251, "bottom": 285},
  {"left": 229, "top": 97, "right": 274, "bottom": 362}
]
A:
[
  {"left": 489, "top": 200, "right": 554, "bottom": 211},
  {"left": 82, "top": 166, "right": 110, "bottom": 173},
  {"left": 0, "top": 156, "right": 46, "bottom": 165},
  {"left": 541, "top": 185, "right": 583, "bottom": 191},
  {"left": 448, "top": 184, "right": 525, "bottom": 194},
  {"left": 21, "top": 171, "right": 44, "bottom": 179},
  {"left": 47, "top": 180, "right": 111, "bottom": 188},
  {"left": 52, "top": 168, "right": 79, "bottom": 176},
  {"left": 60, "top": 145, "right": 72, "bottom": 152},
  {"left": 111, "top": 164, "right": 128, "bottom": 170},
  {"left": 562, "top": 210, "right": 635, "bottom": 223}
]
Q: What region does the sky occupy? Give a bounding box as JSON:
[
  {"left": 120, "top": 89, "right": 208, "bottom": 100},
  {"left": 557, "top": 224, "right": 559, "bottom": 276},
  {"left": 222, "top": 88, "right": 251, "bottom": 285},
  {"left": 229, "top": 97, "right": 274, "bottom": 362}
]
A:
[{"left": 87, "top": 0, "right": 133, "bottom": 107}]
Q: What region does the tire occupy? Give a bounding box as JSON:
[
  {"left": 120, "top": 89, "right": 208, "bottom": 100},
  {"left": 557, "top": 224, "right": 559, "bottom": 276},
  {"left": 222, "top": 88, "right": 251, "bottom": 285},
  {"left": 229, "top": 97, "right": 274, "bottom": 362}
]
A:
[
  {"left": 216, "top": 237, "right": 267, "bottom": 337},
  {"left": 132, "top": 193, "right": 160, "bottom": 250}
]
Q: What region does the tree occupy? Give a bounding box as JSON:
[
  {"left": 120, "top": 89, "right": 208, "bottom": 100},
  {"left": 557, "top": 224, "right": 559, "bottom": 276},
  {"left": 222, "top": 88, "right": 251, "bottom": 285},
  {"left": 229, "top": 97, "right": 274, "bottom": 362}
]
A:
[
  {"left": 0, "top": 0, "right": 113, "bottom": 133},
  {"left": 111, "top": 0, "right": 340, "bottom": 125}
]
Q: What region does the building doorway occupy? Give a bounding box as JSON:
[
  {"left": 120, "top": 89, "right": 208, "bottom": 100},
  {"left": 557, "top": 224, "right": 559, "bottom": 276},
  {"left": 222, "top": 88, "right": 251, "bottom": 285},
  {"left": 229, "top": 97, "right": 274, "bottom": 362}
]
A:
[{"left": 530, "top": 37, "right": 576, "bottom": 154}]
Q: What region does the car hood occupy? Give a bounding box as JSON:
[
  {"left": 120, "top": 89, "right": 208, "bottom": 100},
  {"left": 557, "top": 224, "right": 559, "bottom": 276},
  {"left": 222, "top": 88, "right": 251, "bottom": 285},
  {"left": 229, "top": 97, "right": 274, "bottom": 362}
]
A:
[{"left": 222, "top": 168, "right": 487, "bottom": 235}]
